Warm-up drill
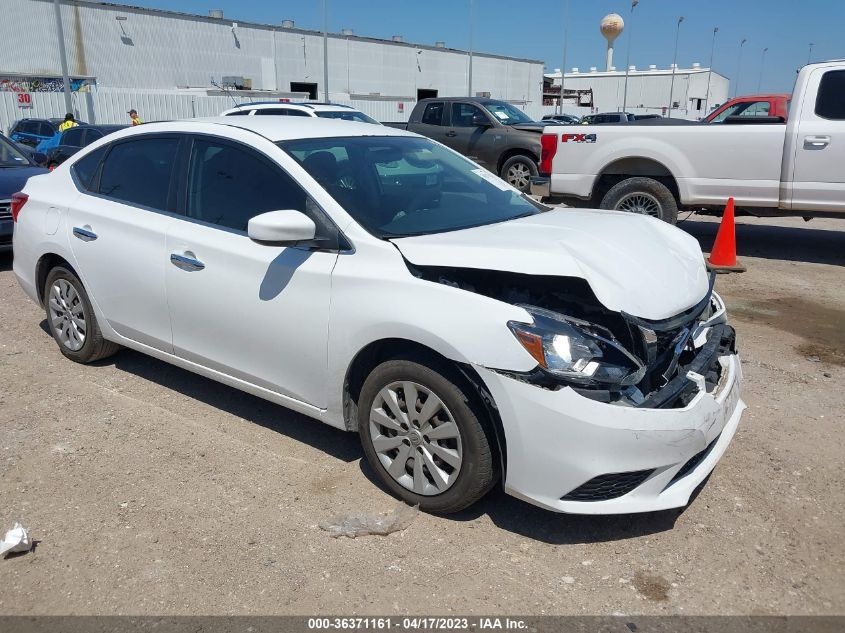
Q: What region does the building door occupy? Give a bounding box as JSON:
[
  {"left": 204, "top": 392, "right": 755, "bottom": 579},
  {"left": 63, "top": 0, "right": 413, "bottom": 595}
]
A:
[
  {"left": 290, "top": 82, "right": 318, "bottom": 100},
  {"left": 417, "top": 89, "right": 438, "bottom": 100}
]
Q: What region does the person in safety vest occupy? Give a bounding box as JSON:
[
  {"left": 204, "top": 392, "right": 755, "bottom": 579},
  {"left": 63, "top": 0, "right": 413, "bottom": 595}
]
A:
[
  {"left": 58, "top": 113, "right": 78, "bottom": 132},
  {"left": 128, "top": 109, "right": 143, "bottom": 126}
]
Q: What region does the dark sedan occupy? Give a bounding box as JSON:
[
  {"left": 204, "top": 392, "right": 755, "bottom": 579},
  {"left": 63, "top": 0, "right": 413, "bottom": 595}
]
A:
[
  {"left": 0, "top": 134, "right": 48, "bottom": 251},
  {"left": 44, "top": 124, "right": 127, "bottom": 169}
]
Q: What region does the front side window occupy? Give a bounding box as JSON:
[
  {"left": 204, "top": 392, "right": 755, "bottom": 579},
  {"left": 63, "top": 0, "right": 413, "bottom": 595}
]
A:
[
  {"left": 451, "top": 103, "right": 486, "bottom": 127},
  {"left": 816, "top": 70, "right": 845, "bottom": 120},
  {"left": 61, "top": 128, "right": 85, "bottom": 147},
  {"left": 483, "top": 101, "right": 533, "bottom": 125},
  {"left": 282, "top": 136, "right": 545, "bottom": 238},
  {"left": 98, "top": 137, "right": 179, "bottom": 210},
  {"left": 420, "top": 102, "right": 445, "bottom": 125},
  {"left": 185, "top": 138, "right": 308, "bottom": 232},
  {"left": 72, "top": 145, "right": 108, "bottom": 191}
]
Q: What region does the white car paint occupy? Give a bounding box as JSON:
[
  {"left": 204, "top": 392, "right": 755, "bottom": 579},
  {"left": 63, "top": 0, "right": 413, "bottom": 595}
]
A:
[
  {"left": 543, "top": 60, "right": 845, "bottom": 217},
  {"left": 13, "top": 116, "right": 745, "bottom": 514},
  {"left": 220, "top": 102, "right": 379, "bottom": 124}
]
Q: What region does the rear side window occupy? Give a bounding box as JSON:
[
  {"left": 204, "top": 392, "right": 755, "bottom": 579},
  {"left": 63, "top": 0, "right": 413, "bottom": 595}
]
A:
[
  {"left": 815, "top": 70, "right": 845, "bottom": 120},
  {"left": 185, "top": 138, "right": 307, "bottom": 232},
  {"left": 420, "top": 102, "right": 445, "bottom": 125},
  {"left": 38, "top": 122, "right": 56, "bottom": 137},
  {"left": 82, "top": 129, "right": 103, "bottom": 146},
  {"left": 226, "top": 110, "right": 251, "bottom": 116},
  {"left": 256, "top": 108, "right": 310, "bottom": 117},
  {"left": 98, "top": 137, "right": 179, "bottom": 210},
  {"left": 72, "top": 146, "right": 108, "bottom": 192},
  {"left": 62, "top": 128, "right": 85, "bottom": 147}
]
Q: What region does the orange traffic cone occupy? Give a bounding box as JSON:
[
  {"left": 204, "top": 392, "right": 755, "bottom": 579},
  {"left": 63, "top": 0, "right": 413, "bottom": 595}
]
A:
[{"left": 707, "top": 197, "right": 746, "bottom": 273}]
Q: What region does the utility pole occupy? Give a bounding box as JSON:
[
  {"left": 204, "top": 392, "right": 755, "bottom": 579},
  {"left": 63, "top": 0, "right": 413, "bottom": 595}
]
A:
[
  {"left": 735, "top": 38, "right": 747, "bottom": 97},
  {"left": 667, "top": 16, "right": 684, "bottom": 118},
  {"left": 757, "top": 47, "right": 768, "bottom": 93},
  {"left": 467, "top": 0, "right": 474, "bottom": 97},
  {"left": 322, "top": 0, "right": 329, "bottom": 102},
  {"left": 621, "top": 0, "right": 638, "bottom": 113},
  {"left": 704, "top": 27, "right": 718, "bottom": 116},
  {"left": 559, "top": 0, "right": 570, "bottom": 114},
  {"left": 52, "top": 0, "right": 73, "bottom": 114},
  {"left": 807, "top": 42, "right": 814, "bottom": 65}
]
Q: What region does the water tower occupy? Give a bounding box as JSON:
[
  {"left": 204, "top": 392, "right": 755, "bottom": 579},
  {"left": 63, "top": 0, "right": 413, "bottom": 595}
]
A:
[{"left": 600, "top": 13, "right": 625, "bottom": 72}]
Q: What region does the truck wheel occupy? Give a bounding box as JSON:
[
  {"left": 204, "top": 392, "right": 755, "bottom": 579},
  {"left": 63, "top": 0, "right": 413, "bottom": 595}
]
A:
[
  {"left": 500, "top": 155, "right": 537, "bottom": 193},
  {"left": 358, "top": 356, "right": 498, "bottom": 514},
  {"left": 600, "top": 177, "right": 679, "bottom": 224}
]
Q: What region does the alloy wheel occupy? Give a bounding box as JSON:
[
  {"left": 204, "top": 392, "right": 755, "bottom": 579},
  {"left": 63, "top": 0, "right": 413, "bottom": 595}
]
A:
[
  {"left": 368, "top": 381, "right": 463, "bottom": 496},
  {"left": 615, "top": 192, "right": 662, "bottom": 217},
  {"left": 49, "top": 279, "right": 86, "bottom": 351},
  {"left": 506, "top": 163, "right": 531, "bottom": 190}
]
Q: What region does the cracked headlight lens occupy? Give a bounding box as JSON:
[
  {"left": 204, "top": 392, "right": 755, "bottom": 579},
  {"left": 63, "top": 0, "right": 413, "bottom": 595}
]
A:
[{"left": 508, "top": 305, "right": 645, "bottom": 386}]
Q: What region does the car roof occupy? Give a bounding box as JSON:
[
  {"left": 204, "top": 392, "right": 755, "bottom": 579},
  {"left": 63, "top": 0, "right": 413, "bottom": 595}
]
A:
[
  {"left": 102, "top": 117, "right": 416, "bottom": 143},
  {"left": 225, "top": 102, "right": 358, "bottom": 113},
  {"left": 418, "top": 97, "right": 503, "bottom": 104}
]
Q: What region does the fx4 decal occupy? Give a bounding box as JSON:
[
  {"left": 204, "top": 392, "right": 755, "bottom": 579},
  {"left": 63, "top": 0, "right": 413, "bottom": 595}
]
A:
[{"left": 561, "top": 133, "right": 597, "bottom": 143}]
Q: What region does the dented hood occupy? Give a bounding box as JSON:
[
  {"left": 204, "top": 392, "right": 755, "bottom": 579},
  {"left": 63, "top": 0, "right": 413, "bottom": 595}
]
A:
[{"left": 391, "top": 208, "right": 710, "bottom": 321}]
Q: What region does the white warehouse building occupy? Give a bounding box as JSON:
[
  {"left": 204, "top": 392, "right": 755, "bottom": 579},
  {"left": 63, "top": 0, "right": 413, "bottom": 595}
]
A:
[
  {"left": 0, "top": 0, "right": 545, "bottom": 128},
  {"left": 545, "top": 64, "right": 730, "bottom": 120}
]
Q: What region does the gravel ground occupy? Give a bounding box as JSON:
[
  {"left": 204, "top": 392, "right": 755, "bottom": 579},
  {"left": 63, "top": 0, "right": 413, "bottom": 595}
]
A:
[{"left": 0, "top": 214, "right": 843, "bottom": 615}]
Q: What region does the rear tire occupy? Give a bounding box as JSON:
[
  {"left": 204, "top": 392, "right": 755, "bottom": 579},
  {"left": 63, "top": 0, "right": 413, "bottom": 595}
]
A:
[
  {"left": 358, "top": 356, "right": 497, "bottom": 514},
  {"left": 499, "top": 155, "right": 538, "bottom": 193},
  {"left": 44, "top": 266, "right": 120, "bottom": 364},
  {"left": 600, "top": 176, "right": 679, "bottom": 224}
]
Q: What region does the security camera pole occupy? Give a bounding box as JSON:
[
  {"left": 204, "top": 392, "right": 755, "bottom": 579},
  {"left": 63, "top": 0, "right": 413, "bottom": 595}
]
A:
[
  {"left": 704, "top": 27, "right": 719, "bottom": 116},
  {"left": 52, "top": 0, "right": 73, "bottom": 114},
  {"left": 621, "top": 0, "right": 638, "bottom": 113},
  {"left": 667, "top": 15, "right": 684, "bottom": 118}
]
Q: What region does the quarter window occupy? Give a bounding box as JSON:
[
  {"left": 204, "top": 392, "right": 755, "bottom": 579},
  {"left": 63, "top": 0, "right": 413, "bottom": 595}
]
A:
[
  {"left": 420, "top": 102, "right": 445, "bottom": 125},
  {"left": 815, "top": 70, "right": 845, "bottom": 120},
  {"left": 185, "top": 138, "right": 308, "bottom": 232},
  {"left": 98, "top": 137, "right": 179, "bottom": 210}
]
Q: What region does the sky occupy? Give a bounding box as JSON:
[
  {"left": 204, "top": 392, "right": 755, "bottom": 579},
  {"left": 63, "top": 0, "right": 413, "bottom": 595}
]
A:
[{"left": 113, "top": 0, "right": 844, "bottom": 94}]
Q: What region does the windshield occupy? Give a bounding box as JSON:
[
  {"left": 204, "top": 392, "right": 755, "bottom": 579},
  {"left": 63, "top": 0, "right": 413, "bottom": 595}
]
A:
[
  {"left": 315, "top": 111, "right": 380, "bottom": 124},
  {"left": 483, "top": 102, "right": 534, "bottom": 125},
  {"left": 280, "top": 136, "right": 546, "bottom": 238},
  {"left": 0, "top": 135, "right": 31, "bottom": 167}
]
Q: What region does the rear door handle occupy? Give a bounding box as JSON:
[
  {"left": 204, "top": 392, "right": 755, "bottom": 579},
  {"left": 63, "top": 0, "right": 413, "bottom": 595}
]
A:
[
  {"left": 170, "top": 252, "right": 205, "bottom": 271},
  {"left": 445, "top": 130, "right": 457, "bottom": 137},
  {"left": 804, "top": 135, "right": 830, "bottom": 149},
  {"left": 72, "top": 226, "right": 97, "bottom": 241}
]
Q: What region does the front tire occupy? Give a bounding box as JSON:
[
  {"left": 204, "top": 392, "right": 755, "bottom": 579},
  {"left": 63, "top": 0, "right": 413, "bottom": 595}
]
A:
[
  {"left": 358, "top": 357, "right": 497, "bottom": 514},
  {"left": 499, "top": 155, "right": 538, "bottom": 193},
  {"left": 44, "top": 266, "right": 120, "bottom": 363},
  {"left": 600, "top": 176, "right": 679, "bottom": 224}
]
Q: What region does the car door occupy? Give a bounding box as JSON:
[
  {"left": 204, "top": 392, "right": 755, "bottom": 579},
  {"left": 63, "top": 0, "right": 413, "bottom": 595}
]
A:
[
  {"left": 165, "top": 135, "right": 338, "bottom": 407},
  {"left": 66, "top": 135, "right": 180, "bottom": 352},
  {"left": 790, "top": 68, "right": 845, "bottom": 212},
  {"left": 447, "top": 102, "right": 498, "bottom": 169},
  {"left": 413, "top": 101, "right": 449, "bottom": 146}
]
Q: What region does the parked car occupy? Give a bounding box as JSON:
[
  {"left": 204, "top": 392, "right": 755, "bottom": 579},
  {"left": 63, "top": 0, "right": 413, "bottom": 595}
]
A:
[
  {"left": 384, "top": 97, "right": 544, "bottom": 192},
  {"left": 12, "top": 116, "right": 744, "bottom": 515},
  {"left": 705, "top": 93, "right": 791, "bottom": 123},
  {"left": 532, "top": 61, "right": 845, "bottom": 223},
  {"left": 42, "top": 124, "right": 128, "bottom": 169},
  {"left": 0, "top": 133, "right": 48, "bottom": 251},
  {"left": 579, "top": 112, "right": 636, "bottom": 124},
  {"left": 542, "top": 113, "right": 581, "bottom": 125},
  {"left": 221, "top": 102, "right": 380, "bottom": 124},
  {"left": 9, "top": 118, "right": 66, "bottom": 148}
]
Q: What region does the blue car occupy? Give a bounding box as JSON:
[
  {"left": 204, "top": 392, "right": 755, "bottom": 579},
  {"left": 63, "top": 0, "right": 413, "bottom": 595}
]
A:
[{"left": 0, "top": 134, "right": 49, "bottom": 252}]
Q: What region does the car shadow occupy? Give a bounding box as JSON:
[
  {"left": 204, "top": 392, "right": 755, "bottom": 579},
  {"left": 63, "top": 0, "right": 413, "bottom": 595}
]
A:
[
  {"left": 0, "top": 252, "right": 11, "bottom": 272},
  {"left": 679, "top": 216, "right": 845, "bottom": 266}
]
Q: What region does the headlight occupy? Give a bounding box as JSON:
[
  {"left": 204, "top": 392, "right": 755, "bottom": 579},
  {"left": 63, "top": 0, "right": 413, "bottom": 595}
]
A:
[{"left": 507, "top": 305, "right": 645, "bottom": 386}]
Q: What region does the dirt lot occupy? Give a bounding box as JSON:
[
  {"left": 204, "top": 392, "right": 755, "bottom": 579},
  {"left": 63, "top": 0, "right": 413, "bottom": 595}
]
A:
[{"left": 0, "top": 215, "right": 843, "bottom": 615}]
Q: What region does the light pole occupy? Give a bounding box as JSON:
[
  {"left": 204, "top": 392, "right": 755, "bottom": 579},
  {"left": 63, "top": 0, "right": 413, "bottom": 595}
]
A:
[
  {"left": 704, "top": 27, "right": 718, "bottom": 116},
  {"left": 667, "top": 15, "right": 684, "bottom": 118},
  {"left": 322, "top": 0, "right": 329, "bottom": 101},
  {"left": 757, "top": 47, "right": 768, "bottom": 93},
  {"left": 621, "top": 0, "right": 639, "bottom": 113},
  {"left": 807, "top": 42, "right": 814, "bottom": 65},
  {"left": 735, "top": 38, "right": 747, "bottom": 97},
  {"left": 467, "top": 0, "right": 474, "bottom": 97},
  {"left": 52, "top": 0, "right": 73, "bottom": 114},
  {"left": 559, "top": 0, "right": 570, "bottom": 115}
]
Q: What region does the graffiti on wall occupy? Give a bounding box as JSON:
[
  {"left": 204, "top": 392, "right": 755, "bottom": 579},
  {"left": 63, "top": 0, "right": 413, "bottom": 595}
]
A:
[{"left": 0, "top": 76, "right": 96, "bottom": 93}]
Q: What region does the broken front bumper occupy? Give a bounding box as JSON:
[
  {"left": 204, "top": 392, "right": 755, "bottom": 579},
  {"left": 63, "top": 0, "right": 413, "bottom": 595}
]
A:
[{"left": 476, "top": 326, "right": 745, "bottom": 514}]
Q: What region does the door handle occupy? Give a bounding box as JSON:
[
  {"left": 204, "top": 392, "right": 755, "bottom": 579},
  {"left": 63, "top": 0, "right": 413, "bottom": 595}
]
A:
[
  {"left": 804, "top": 135, "right": 830, "bottom": 149},
  {"left": 72, "top": 226, "right": 98, "bottom": 241},
  {"left": 445, "top": 130, "right": 457, "bottom": 137},
  {"left": 170, "top": 252, "right": 205, "bottom": 271}
]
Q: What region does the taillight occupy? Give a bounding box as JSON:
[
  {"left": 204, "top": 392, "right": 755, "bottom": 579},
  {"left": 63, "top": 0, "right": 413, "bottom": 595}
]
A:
[
  {"left": 10, "top": 192, "right": 28, "bottom": 222},
  {"left": 539, "top": 133, "right": 558, "bottom": 176}
]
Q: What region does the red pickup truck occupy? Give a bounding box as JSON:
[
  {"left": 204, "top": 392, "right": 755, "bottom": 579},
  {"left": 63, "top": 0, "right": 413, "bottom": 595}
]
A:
[{"left": 705, "top": 94, "right": 791, "bottom": 123}]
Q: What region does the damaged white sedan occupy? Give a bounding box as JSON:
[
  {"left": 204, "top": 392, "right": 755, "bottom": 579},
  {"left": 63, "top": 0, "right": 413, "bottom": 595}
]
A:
[{"left": 12, "top": 117, "right": 745, "bottom": 515}]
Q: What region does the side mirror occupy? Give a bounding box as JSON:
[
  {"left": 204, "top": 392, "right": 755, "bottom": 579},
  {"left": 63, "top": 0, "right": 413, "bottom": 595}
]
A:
[
  {"left": 472, "top": 114, "right": 492, "bottom": 127},
  {"left": 32, "top": 152, "right": 48, "bottom": 166},
  {"left": 248, "top": 210, "right": 316, "bottom": 244}
]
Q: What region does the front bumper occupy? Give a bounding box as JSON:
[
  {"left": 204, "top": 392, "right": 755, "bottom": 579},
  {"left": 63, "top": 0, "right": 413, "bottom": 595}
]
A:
[
  {"left": 0, "top": 219, "right": 12, "bottom": 252},
  {"left": 477, "top": 329, "right": 745, "bottom": 514}
]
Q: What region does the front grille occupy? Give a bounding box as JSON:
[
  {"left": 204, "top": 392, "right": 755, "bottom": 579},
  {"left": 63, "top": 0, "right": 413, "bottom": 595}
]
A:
[
  {"left": 0, "top": 200, "right": 11, "bottom": 221},
  {"left": 562, "top": 468, "right": 655, "bottom": 502},
  {"left": 667, "top": 435, "right": 720, "bottom": 487}
]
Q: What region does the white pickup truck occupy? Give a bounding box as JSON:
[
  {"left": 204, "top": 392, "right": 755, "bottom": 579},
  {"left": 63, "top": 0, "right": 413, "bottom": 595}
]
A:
[{"left": 532, "top": 60, "right": 845, "bottom": 223}]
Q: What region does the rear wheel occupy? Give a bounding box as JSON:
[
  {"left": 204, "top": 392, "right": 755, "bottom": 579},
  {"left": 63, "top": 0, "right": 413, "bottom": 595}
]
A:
[
  {"left": 44, "top": 266, "right": 120, "bottom": 363},
  {"left": 600, "top": 176, "right": 679, "bottom": 224},
  {"left": 499, "top": 155, "right": 538, "bottom": 193},
  {"left": 358, "top": 357, "right": 497, "bottom": 514}
]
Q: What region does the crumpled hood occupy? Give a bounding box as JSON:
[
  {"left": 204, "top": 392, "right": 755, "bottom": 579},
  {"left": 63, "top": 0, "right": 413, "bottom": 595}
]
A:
[{"left": 391, "top": 208, "right": 710, "bottom": 321}]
